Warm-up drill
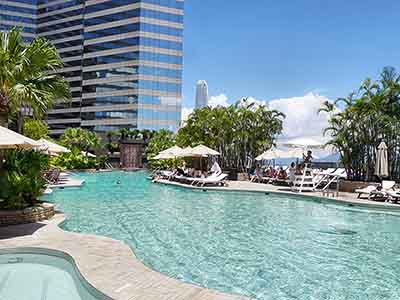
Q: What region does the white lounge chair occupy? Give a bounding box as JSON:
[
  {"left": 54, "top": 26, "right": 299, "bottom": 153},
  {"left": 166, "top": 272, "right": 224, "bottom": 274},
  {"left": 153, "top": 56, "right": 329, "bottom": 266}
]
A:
[
  {"left": 194, "top": 173, "right": 228, "bottom": 187},
  {"left": 356, "top": 181, "right": 396, "bottom": 200},
  {"left": 355, "top": 185, "right": 378, "bottom": 199}
]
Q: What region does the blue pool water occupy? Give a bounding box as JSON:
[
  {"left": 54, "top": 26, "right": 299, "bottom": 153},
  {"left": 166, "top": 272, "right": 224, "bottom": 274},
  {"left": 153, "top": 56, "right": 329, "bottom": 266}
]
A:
[
  {"left": 42, "top": 171, "right": 400, "bottom": 299},
  {"left": 0, "top": 249, "right": 107, "bottom": 300}
]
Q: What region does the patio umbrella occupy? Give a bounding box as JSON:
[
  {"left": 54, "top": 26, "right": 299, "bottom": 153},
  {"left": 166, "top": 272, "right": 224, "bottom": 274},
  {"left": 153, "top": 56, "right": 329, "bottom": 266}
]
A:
[
  {"left": 153, "top": 152, "right": 176, "bottom": 160},
  {"left": 375, "top": 141, "right": 389, "bottom": 178},
  {"left": 191, "top": 145, "right": 220, "bottom": 157},
  {"left": 177, "top": 146, "right": 198, "bottom": 158},
  {"left": 256, "top": 148, "right": 316, "bottom": 160},
  {"left": 152, "top": 146, "right": 183, "bottom": 160},
  {"left": 37, "top": 138, "right": 70, "bottom": 156},
  {"left": 0, "top": 126, "right": 41, "bottom": 149},
  {"left": 159, "top": 145, "right": 183, "bottom": 156},
  {"left": 256, "top": 148, "right": 285, "bottom": 160}
]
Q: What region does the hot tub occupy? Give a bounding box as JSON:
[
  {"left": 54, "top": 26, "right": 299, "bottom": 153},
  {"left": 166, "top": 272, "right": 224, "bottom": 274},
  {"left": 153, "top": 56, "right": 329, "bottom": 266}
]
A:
[{"left": 0, "top": 248, "right": 111, "bottom": 300}]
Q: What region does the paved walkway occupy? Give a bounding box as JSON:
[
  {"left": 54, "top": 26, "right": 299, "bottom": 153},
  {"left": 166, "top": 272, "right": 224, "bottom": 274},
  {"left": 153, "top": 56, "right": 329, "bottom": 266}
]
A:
[{"left": 0, "top": 214, "right": 245, "bottom": 300}]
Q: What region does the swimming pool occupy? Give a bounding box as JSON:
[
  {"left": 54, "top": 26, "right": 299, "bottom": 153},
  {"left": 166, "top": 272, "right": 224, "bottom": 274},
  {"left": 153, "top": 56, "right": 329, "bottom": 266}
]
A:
[
  {"left": 0, "top": 248, "right": 109, "bottom": 300},
  {"left": 42, "top": 171, "right": 400, "bottom": 299}
]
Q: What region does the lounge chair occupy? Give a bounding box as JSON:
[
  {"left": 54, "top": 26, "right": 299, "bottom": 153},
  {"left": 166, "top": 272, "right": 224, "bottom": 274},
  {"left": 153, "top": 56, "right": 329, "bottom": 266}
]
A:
[
  {"left": 356, "top": 181, "right": 396, "bottom": 201},
  {"left": 159, "top": 170, "right": 176, "bottom": 180},
  {"left": 355, "top": 185, "right": 378, "bottom": 199},
  {"left": 386, "top": 191, "right": 400, "bottom": 203},
  {"left": 194, "top": 173, "right": 228, "bottom": 187}
]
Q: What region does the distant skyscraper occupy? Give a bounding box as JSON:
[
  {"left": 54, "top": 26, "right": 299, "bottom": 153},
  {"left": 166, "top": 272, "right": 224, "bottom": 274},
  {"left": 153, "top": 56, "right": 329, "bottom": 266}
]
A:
[{"left": 195, "top": 80, "right": 208, "bottom": 108}]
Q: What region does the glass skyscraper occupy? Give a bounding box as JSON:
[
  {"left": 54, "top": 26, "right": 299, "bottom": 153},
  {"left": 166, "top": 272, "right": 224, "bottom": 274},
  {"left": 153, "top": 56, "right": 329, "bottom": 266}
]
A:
[{"left": 0, "top": 0, "right": 183, "bottom": 135}]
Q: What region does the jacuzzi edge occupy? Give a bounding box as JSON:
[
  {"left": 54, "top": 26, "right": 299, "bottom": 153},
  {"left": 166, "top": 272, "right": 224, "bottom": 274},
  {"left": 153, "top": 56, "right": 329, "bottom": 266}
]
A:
[{"left": 0, "top": 246, "right": 113, "bottom": 300}]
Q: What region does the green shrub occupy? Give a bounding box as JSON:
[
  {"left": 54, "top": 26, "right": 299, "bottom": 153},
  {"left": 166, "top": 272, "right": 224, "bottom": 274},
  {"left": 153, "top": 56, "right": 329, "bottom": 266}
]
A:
[
  {"left": 51, "top": 148, "right": 104, "bottom": 170},
  {"left": 0, "top": 150, "right": 49, "bottom": 210},
  {"left": 23, "top": 119, "right": 49, "bottom": 140},
  {"left": 106, "top": 141, "right": 120, "bottom": 154}
]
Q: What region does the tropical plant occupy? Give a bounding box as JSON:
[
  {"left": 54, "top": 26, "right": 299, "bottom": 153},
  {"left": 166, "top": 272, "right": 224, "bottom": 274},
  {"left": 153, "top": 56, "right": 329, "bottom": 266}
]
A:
[
  {"left": 320, "top": 66, "right": 400, "bottom": 181},
  {"left": 51, "top": 148, "right": 102, "bottom": 170},
  {"left": 106, "top": 141, "right": 120, "bottom": 154},
  {"left": 0, "top": 28, "right": 70, "bottom": 127},
  {"left": 60, "top": 128, "right": 101, "bottom": 152},
  {"left": 23, "top": 118, "right": 49, "bottom": 140},
  {"left": 145, "top": 129, "right": 176, "bottom": 168},
  {"left": 176, "top": 98, "right": 285, "bottom": 171},
  {"left": 0, "top": 150, "right": 49, "bottom": 209}
]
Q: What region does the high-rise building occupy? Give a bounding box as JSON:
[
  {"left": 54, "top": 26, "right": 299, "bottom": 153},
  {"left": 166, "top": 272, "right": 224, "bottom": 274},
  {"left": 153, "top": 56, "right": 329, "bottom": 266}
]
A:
[
  {"left": 195, "top": 80, "right": 208, "bottom": 108},
  {"left": 0, "top": 0, "right": 184, "bottom": 136}
]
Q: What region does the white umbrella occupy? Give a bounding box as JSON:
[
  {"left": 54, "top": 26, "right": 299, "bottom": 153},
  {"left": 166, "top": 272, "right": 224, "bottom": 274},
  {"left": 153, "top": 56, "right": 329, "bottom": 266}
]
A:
[
  {"left": 256, "top": 147, "right": 319, "bottom": 161},
  {"left": 37, "top": 138, "right": 70, "bottom": 156},
  {"left": 159, "top": 145, "right": 183, "bottom": 156},
  {"left": 375, "top": 141, "right": 389, "bottom": 178},
  {"left": 256, "top": 149, "right": 285, "bottom": 160},
  {"left": 152, "top": 146, "right": 183, "bottom": 160},
  {"left": 177, "top": 146, "right": 198, "bottom": 158},
  {"left": 280, "top": 137, "right": 324, "bottom": 149},
  {"left": 0, "top": 126, "right": 41, "bottom": 149},
  {"left": 191, "top": 145, "right": 220, "bottom": 157}
]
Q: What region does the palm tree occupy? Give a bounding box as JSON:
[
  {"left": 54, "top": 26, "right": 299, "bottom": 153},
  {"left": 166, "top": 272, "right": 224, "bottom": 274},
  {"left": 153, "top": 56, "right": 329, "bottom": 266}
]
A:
[
  {"left": 0, "top": 28, "right": 70, "bottom": 127},
  {"left": 321, "top": 67, "right": 400, "bottom": 181}
]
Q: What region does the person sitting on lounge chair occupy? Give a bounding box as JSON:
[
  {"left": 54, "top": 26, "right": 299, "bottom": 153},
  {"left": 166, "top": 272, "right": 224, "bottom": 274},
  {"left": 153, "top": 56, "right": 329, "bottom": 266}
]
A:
[
  {"left": 277, "top": 167, "right": 288, "bottom": 180},
  {"left": 266, "top": 166, "right": 277, "bottom": 178}
]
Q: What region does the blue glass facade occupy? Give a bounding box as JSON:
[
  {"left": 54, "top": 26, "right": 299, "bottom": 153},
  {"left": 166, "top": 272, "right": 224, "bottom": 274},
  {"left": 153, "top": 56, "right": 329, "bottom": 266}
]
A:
[{"left": 0, "top": 0, "right": 183, "bottom": 135}]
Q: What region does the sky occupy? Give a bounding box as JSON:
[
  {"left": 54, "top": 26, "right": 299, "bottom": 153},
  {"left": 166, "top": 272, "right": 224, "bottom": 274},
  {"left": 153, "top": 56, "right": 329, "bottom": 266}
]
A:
[{"left": 181, "top": 0, "right": 400, "bottom": 144}]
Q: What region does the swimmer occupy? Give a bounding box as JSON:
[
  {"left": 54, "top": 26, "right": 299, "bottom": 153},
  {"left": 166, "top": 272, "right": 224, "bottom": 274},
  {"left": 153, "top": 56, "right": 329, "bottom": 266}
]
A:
[{"left": 117, "top": 180, "right": 121, "bottom": 184}]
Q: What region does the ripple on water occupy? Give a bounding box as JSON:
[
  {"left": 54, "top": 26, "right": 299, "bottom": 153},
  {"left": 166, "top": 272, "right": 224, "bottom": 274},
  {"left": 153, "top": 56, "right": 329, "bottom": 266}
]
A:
[{"left": 42, "top": 171, "right": 400, "bottom": 300}]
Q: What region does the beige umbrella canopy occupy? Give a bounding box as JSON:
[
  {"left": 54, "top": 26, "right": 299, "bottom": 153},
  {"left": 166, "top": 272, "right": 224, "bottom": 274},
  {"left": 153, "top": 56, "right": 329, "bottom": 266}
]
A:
[
  {"left": 152, "top": 145, "right": 183, "bottom": 160},
  {"left": 37, "top": 138, "right": 70, "bottom": 156},
  {"left": 178, "top": 145, "right": 220, "bottom": 158},
  {"left": 159, "top": 145, "right": 183, "bottom": 155},
  {"left": 177, "top": 146, "right": 196, "bottom": 157},
  {"left": 0, "top": 126, "right": 41, "bottom": 149},
  {"left": 375, "top": 141, "right": 389, "bottom": 178},
  {"left": 191, "top": 145, "right": 220, "bottom": 157}
]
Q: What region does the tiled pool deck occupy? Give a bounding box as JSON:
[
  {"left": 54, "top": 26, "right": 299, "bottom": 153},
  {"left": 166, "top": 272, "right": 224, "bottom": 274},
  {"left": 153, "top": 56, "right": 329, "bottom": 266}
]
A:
[{"left": 1, "top": 180, "right": 400, "bottom": 300}]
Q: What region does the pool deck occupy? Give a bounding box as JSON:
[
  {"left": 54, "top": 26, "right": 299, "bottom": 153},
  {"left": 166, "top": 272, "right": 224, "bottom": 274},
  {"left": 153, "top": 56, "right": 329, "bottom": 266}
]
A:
[
  {"left": 155, "top": 179, "right": 400, "bottom": 214},
  {"left": 0, "top": 214, "right": 246, "bottom": 300}
]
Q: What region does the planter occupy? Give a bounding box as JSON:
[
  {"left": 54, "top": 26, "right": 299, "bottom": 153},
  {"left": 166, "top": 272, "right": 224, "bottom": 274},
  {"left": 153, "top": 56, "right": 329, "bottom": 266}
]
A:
[
  {"left": 339, "top": 180, "right": 379, "bottom": 193},
  {"left": 0, "top": 202, "right": 55, "bottom": 226}
]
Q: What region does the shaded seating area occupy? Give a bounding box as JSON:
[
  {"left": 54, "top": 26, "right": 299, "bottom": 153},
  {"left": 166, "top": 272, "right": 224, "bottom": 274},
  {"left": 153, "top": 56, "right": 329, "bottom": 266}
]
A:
[{"left": 151, "top": 145, "right": 228, "bottom": 187}]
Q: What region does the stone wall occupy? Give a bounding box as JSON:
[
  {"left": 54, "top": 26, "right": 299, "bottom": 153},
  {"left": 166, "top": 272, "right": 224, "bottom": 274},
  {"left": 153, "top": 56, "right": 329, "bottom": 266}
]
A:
[{"left": 0, "top": 203, "right": 55, "bottom": 226}]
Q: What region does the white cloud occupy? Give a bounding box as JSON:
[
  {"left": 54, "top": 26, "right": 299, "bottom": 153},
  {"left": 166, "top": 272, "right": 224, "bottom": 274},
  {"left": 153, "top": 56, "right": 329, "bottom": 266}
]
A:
[
  {"left": 269, "top": 92, "right": 333, "bottom": 144},
  {"left": 209, "top": 93, "right": 229, "bottom": 108},
  {"left": 181, "top": 107, "right": 194, "bottom": 121}
]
